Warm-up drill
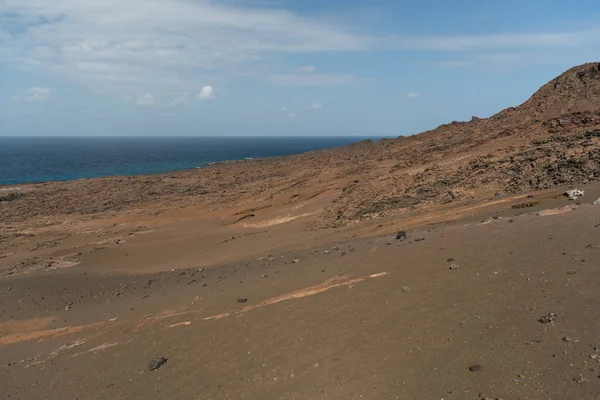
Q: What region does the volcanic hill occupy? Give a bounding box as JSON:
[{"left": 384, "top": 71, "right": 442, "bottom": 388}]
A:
[{"left": 2, "top": 63, "right": 600, "bottom": 229}]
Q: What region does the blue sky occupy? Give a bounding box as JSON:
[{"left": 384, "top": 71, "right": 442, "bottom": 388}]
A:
[{"left": 1, "top": 0, "right": 599, "bottom": 136}]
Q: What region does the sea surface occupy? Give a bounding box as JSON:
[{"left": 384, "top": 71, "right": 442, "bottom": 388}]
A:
[{"left": 0, "top": 136, "right": 377, "bottom": 185}]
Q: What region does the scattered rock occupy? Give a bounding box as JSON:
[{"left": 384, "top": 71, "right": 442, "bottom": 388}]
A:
[
  {"left": 441, "top": 191, "right": 456, "bottom": 204},
  {"left": 562, "top": 336, "right": 574, "bottom": 343},
  {"left": 565, "top": 189, "right": 585, "bottom": 200},
  {"left": 292, "top": 258, "right": 300, "bottom": 263},
  {"left": 593, "top": 198, "right": 600, "bottom": 205},
  {"left": 449, "top": 263, "right": 459, "bottom": 270},
  {"left": 468, "top": 364, "right": 483, "bottom": 372},
  {"left": 148, "top": 357, "right": 167, "bottom": 371},
  {"left": 401, "top": 287, "right": 411, "bottom": 293},
  {"left": 567, "top": 270, "right": 578, "bottom": 275},
  {"left": 447, "top": 257, "right": 455, "bottom": 262},
  {"left": 237, "top": 297, "right": 248, "bottom": 303},
  {"left": 511, "top": 201, "right": 539, "bottom": 209},
  {"left": 508, "top": 219, "right": 514, "bottom": 223},
  {"left": 395, "top": 231, "right": 407, "bottom": 241},
  {"left": 538, "top": 312, "right": 557, "bottom": 324},
  {"left": 414, "top": 237, "right": 425, "bottom": 242},
  {"left": 574, "top": 374, "right": 588, "bottom": 384}
]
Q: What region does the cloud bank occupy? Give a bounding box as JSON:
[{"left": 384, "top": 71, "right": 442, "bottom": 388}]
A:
[{"left": 2, "top": 0, "right": 599, "bottom": 102}]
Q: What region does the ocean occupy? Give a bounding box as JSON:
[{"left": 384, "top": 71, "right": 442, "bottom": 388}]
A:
[{"left": 0, "top": 136, "right": 377, "bottom": 185}]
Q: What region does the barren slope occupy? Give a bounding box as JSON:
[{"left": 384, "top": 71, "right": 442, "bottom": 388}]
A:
[{"left": 2, "top": 63, "right": 600, "bottom": 230}]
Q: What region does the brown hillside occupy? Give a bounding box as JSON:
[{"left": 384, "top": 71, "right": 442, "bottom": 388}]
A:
[{"left": 2, "top": 63, "right": 600, "bottom": 229}]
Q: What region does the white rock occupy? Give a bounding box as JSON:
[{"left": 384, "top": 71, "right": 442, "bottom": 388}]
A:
[{"left": 565, "top": 189, "right": 585, "bottom": 200}]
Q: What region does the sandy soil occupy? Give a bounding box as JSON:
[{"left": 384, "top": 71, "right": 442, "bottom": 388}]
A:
[{"left": 2, "top": 180, "right": 600, "bottom": 399}]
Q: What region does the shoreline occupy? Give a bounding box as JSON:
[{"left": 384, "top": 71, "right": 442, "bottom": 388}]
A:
[{"left": 0, "top": 136, "right": 383, "bottom": 188}]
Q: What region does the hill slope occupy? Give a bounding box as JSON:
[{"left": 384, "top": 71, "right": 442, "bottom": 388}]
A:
[{"left": 2, "top": 63, "right": 600, "bottom": 229}]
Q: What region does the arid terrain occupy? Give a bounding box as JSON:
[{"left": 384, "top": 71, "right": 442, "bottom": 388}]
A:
[{"left": 2, "top": 62, "right": 600, "bottom": 399}]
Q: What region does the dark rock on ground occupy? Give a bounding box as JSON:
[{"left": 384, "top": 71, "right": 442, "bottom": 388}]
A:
[
  {"left": 148, "top": 357, "right": 168, "bottom": 371},
  {"left": 538, "top": 312, "right": 557, "bottom": 324}
]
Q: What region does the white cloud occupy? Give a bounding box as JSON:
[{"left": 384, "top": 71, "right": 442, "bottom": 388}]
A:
[
  {"left": 298, "top": 65, "right": 317, "bottom": 73},
  {"left": 169, "top": 93, "right": 188, "bottom": 106},
  {"left": 13, "top": 86, "right": 52, "bottom": 102},
  {"left": 199, "top": 85, "right": 215, "bottom": 100},
  {"left": 1, "top": 0, "right": 599, "bottom": 99},
  {"left": 281, "top": 106, "right": 287, "bottom": 111},
  {"left": 407, "top": 92, "right": 419, "bottom": 99},
  {"left": 310, "top": 102, "right": 323, "bottom": 109},
  {"left": 288, "top": 112, "right": 296, "bottom": 118},
  {"left": 137, "top": 93, "right": 155, "bottom": 106},
  {"left": 0, "top": 0, "right": 370, "bottom": 96},
  {"left": 271, "top": 73, "right": 360, "bottom": 86},
  {"left": 388, "top": 31, "right": 593, "bottom": 52}
]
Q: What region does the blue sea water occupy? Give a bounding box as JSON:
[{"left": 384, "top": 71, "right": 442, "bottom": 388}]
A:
[{"left": 0, "top": 136, "right": 377, "bottom": 185}]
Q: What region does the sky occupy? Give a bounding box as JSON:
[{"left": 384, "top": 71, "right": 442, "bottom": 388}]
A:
[{"left": 1, "top": 0, "right": 599, "bottom": 137}]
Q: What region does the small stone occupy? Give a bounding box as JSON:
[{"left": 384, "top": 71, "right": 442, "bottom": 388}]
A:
[
  {"left": 414, "top": 237, "right": 425, "bottom": 242},
  {"left": 237, "top": 297, "right": 248, "bottom": 303},
  {"left": 567, "top": 270, "right": 577, "bottom": 275},
  {"left": 401, "top": 287, "right": 411, "bottom": 293},
  {"left": 447, "top": 257, "right": 455, "bottom": 262},
  {"left": 562, "top": 336, "right": 573, "bottom": 342},
  {"left": 538, "top": 312, "right": 557, "bottom": 324},
  {"left": 396, "top": 231, "right": 407, "bottom": 241},
  {"left": 292, "top": 258, "right": 300, "bottom": 263},
  {"left": 148, "top": 357, "right": 167, "bottom": 371},
  {"left": 565, "top": 189, "right": 584, "bottom": 200},
  {"left": 449, "top": 263, "right": 459, "bottom": 270},
  {"left": 508, "top": 219, "right": 514, "bottom": 223},
  {"left": 468, "top": 364, "right": 483, "bottom": 372},
  {"left": 262, "top": 274, "right": 268, "bottom": 278},
  {"left": 592, "top": 198, "right": 600, "bottom": 205}
]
